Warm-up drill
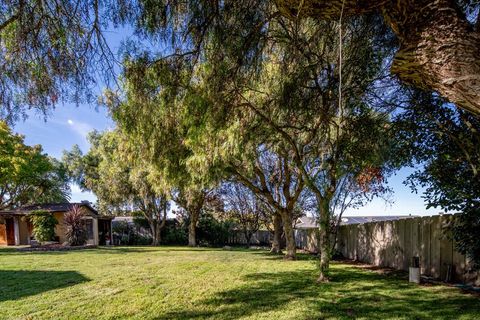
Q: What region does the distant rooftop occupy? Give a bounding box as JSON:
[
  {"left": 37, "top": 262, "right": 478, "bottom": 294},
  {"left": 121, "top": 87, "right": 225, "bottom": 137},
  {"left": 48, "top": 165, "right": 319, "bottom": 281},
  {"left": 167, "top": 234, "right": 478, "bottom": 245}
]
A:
[{"left": 295, "top": 215, "right": 418, "bottom": 229}]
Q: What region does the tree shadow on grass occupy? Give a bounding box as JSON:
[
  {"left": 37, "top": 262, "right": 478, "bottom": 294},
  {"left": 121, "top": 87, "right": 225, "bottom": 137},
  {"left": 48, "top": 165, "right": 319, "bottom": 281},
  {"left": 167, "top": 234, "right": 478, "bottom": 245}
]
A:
[
  {"left": 0, "top": 270, "right": 89, "bottom": 302},
  {"left": 153, "top": 265, "right": 480, "bottom": 319}
]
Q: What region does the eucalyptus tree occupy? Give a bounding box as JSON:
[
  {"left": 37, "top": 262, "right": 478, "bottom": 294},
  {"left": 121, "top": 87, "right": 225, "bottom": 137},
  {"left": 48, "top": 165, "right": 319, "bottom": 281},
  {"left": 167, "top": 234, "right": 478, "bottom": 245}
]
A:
[
  {"left": 2, "top": 1, "right": 480, "bottom": 122},
  {"left": 227, "top": 147, "right": 307, "bottom": 259},
  {"left": 0, "top": 121, "right": 70, "bottom": 209},
  {"left": 106, "top": 57, "right": 220, "bottom": 247},
  {"left": 63, "top": 130, "right": 170, "bottom": 246},
  {"left": 172, "top": 15, "right": 397, "bottom": 280}
]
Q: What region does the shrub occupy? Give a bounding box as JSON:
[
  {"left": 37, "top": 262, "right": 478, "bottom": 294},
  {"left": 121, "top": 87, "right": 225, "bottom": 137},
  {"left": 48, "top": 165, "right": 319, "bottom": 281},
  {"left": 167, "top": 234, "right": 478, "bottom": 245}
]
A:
[
  {"left": 64, "top": 205, "right": 87, "bottom": 246},
  {"left": 112, "top": 220, "right": 153, "bottom": 245},
  {"left": 197, "top": 213, "right": 233, "bottom": 246},
  {"left": 29, "top": 210, "right": 58, "bottom": 243}
]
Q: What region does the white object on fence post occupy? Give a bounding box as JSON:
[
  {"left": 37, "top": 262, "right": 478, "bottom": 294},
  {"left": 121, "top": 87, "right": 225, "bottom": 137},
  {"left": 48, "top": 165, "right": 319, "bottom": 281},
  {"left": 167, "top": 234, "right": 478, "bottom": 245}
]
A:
[{"left": 409, "top": 256, "right": 421, "bottom": 284}]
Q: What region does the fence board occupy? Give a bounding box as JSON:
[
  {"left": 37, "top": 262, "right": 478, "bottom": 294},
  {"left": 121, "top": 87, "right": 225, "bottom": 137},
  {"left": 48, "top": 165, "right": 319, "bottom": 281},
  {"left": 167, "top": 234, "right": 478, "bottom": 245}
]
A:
[{"left": 336, "top": 214, "right": 477, "bottom": 285}]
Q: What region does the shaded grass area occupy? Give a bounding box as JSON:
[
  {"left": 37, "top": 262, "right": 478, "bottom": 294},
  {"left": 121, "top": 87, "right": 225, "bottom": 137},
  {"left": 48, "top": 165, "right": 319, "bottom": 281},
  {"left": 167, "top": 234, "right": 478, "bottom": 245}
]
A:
[{"left": 0, "top": 246, "right": 478, "bottom": 319}]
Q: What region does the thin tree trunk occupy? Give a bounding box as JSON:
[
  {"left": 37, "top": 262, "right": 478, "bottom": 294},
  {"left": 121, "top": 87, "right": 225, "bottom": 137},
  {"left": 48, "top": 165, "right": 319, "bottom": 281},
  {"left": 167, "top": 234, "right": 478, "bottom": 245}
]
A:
[
  {"left": 281, "top": 210, "right": 296, "bottom": 260},
  {"left": 270, "top": 213, "right": 283, "bottom": 254},
  {"left": 317, "top": 199, "right": 331, "bottom": 282},
  {"left": 149, "top": 221, "right": 160, "bottom": 246},
  {"left": 245, "top": 232, "right": 252, "bottom": 248},
  {"left": 188, "top": 212, "right": 198, "bottom": 247}
]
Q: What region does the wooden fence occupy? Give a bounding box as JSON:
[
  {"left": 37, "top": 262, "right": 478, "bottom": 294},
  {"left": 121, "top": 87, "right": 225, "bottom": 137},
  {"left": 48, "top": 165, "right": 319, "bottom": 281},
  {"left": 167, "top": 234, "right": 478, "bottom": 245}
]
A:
[
  {"left": 337, "top": 215, "right": 479, "bottom": 285},
  {"left": 228, "top": 230, "right": 271, "bottom": 246}
]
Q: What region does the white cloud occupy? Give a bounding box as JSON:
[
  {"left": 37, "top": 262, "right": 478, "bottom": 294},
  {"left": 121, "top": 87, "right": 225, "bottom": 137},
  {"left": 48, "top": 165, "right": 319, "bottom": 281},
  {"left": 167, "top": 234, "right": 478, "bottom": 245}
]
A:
[{"left": 66, "top": 119, "right": 93, "bottom": 147}]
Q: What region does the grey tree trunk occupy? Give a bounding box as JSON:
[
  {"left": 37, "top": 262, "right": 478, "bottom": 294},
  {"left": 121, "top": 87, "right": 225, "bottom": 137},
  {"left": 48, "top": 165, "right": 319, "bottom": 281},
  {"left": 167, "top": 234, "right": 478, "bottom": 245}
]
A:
[
  {"left": 270, "top": 213, "right": 283, "bottom": 254},
  {"left": 188, "top": 210, "right": 200, "bottom": 247},
  {"left": 281, "top": 210, "right": 296, "bottom": 260},
  {"left": 317, "top": 199, "right": 331, "bottom": 282},
  {"left": 188, "top": 218, "right": 197, "bottom": 247}
]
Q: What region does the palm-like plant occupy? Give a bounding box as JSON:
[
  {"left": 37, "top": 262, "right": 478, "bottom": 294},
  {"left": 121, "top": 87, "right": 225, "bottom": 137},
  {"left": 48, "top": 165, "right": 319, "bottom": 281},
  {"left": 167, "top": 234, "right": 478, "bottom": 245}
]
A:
[{"left": 64, "top": 205, "right": 87, "bottom": 246}]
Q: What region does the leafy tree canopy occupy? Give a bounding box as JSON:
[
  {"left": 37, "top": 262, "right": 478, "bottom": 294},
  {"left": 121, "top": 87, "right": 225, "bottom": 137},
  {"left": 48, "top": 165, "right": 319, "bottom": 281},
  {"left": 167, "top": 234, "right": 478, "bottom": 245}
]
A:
[{"left": 0, "top": 120, "right": 70, "bottom": 209}]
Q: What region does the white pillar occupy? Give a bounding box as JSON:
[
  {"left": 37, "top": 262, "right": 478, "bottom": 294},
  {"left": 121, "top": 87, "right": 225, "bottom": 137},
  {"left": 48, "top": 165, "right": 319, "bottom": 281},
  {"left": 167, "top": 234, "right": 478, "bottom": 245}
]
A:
[{"left": 14, "top": 217, "right": 20, "bottom": 245}]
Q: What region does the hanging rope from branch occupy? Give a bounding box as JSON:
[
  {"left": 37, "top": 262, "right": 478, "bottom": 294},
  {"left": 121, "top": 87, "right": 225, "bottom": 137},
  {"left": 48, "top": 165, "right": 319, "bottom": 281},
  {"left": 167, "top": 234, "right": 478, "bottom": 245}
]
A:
[{"left": 338, "top": 0, "right": 346, "bottom": 122}]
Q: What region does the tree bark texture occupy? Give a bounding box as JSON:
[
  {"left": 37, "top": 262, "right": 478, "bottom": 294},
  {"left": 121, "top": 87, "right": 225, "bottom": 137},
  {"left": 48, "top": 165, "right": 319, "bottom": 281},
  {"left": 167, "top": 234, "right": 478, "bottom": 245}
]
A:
[
  {"left": 280, "top": 210, "right": 297, "bottom": 260},
  {"left": 270, "top": 213, "right": 283, "bottom": 254},
  {"left": 275, "top": 0, "right": 480, "bottom": 116},
  {"left": 188, "top": 213, "right": 198, "bottom": 247},
  {"left": 317, "top": 198, "right": 331, "bottom": 282}
]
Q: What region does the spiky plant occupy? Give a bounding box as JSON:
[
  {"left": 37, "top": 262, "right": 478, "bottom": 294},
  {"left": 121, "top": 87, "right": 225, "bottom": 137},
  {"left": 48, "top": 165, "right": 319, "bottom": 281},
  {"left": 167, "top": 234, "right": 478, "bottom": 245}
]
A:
[{"left": 64, "top": 205, "right": 87, "bottom": 246}]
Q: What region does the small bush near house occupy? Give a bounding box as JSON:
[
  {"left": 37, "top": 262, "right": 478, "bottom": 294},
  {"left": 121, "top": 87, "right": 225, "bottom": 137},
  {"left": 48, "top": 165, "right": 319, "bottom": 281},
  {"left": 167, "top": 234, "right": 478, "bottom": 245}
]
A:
[
  {"left": 28, "top": 210, "right": 58, "bottom": 243},
  {"left": 64, "top": 205, "right": 87, "bottom": 246}
]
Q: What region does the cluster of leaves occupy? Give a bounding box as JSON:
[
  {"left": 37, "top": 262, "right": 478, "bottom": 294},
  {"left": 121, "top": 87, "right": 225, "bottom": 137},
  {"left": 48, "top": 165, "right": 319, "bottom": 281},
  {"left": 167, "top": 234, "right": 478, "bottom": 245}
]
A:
[
  {"left": 395, "top": 91, "right": 480, "bottom": 266},
  {"left": 0, "top": 121, "right": 70, "bottom": 209},
  {"left": 28, "top": 210, "right": 58, "bottom": 242},
  {"left": 63, "top": 129, "right": 170, "bottom": 245},
  {"left": 63, "top": 205, "right": 87, "bottom": 246}
]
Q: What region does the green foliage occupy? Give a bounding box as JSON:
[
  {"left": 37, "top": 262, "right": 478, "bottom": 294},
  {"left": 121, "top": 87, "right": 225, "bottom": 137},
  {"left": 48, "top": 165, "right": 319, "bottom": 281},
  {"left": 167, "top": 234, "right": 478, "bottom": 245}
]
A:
[
  {"left": 449, "top": 209, "right": 480, "bottom": 268},
  {"left": 0, "top": 121, "right": 70, "bottom": 209},
  {"left": 395, "top": 94, "right": 480, "bottom": 266},
  {"left": 162, "top": 225, "right": 188, "bottom": 245},
  {"left": 197, "top": 212, "right": 233, "bottom": 247},
  {"left": 28, "top": 210, "right": 58, "bottom": 242},
  {"left": 63, "top": 129, "right": 169, "bottom": 245}
]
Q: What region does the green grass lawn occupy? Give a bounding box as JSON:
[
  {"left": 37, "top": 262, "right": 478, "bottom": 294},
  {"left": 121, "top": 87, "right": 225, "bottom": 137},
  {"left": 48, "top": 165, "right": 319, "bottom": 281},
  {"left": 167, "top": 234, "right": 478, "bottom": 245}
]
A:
[{"left": 0, "top": 247, "right": 479, "bottom": 320}]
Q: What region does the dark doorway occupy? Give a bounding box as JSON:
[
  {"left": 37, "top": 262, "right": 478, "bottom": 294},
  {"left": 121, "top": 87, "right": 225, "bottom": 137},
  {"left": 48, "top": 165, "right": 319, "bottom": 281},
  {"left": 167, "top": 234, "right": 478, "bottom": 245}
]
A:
[
  {"left": 98, "top": 219, "right": 112, "bottom": 245},
  {"left": 5, "top": 218, "right": 15, "bottom": 245}
]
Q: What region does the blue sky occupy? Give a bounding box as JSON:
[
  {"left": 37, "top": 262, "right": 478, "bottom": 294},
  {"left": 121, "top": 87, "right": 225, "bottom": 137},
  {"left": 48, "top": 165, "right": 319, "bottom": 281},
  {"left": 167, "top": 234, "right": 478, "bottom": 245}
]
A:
[{"left": 9, "top": 26, "right": 439, "bottom": 217}]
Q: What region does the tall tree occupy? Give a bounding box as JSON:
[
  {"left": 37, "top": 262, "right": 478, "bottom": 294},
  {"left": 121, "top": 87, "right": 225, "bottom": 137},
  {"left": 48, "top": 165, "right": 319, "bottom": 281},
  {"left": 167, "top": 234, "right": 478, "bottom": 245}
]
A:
[
  {"left": 0, "top": 120, "right": 70, "bottom": 208},
  {"left": 228, "top": 148, "right": 307, "bottom": 259},
  {"left": 63, "top": 130, "right": 170, "bottom": 246},
  {"left": 107, "top": 60, "right": 219, "bottom": 247}
]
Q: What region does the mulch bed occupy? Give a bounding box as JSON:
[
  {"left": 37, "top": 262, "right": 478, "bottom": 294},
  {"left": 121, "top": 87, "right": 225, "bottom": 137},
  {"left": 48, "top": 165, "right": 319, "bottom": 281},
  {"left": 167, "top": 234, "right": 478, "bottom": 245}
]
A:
[{"left": 16, "top": 243, "right": 97, "bottom": 252}]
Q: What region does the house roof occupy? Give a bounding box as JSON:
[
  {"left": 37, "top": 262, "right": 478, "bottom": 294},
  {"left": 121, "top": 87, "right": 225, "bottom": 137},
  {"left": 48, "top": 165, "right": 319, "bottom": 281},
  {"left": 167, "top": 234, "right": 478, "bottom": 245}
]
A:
[
  {"left": 0, "top": 202, "right": 99, "bottom": 216},
  {"left": 340, "top": 215, "right": 416, "bottom": 225},
  {"left": 295, "top": 216, "right": 318, "bottom": 229},
  {"left": 295, "top": 215, "right": 418, "bottom": 229}
]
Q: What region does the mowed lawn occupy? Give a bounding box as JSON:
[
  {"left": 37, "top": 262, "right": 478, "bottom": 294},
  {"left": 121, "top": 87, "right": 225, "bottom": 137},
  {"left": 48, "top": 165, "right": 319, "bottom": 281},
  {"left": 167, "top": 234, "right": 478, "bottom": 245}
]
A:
[{"left": 0, "top": 247, "right": 479, "bottom": 320}]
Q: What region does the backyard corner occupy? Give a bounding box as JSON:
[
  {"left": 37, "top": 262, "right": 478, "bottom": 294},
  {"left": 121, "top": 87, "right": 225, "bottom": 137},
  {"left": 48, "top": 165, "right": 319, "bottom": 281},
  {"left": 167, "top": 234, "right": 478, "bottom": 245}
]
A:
[{"left": 0, "top": 246, "right": 479, "bottom": 320}]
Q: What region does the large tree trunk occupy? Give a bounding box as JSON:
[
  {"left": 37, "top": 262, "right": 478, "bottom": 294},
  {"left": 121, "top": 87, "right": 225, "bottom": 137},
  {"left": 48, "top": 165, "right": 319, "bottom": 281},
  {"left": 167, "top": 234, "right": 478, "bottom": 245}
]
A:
[
  {"left": 317, "top": 199, "right": 331, "bottom": 282},
  {"left": 275, "top": 0, "right": 480, "bottom": 116},
  {"left": 270, "top": 213, "right": 283, "bottom": 254},
  {"left": 280, "top": 210, "right": 296, "bottom": 260}
]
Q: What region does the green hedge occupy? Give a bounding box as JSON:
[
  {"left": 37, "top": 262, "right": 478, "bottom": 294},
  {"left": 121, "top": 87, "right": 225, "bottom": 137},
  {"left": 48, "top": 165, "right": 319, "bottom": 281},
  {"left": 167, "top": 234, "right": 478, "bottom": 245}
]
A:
[{"left": 28, "top": 210, "right": 58, "bottom": 242}]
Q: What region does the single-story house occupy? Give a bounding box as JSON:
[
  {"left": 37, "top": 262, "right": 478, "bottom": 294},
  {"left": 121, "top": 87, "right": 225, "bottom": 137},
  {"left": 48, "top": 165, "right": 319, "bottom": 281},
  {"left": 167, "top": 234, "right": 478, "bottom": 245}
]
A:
[
  {"left": 295, "top": 215, "right": 417, "bottom": 253},
  {"left": 0, "top": 203, "right": 113, "bottom": 246}
]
